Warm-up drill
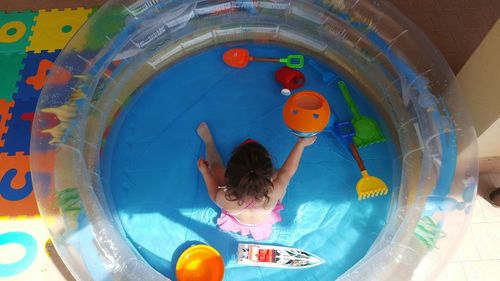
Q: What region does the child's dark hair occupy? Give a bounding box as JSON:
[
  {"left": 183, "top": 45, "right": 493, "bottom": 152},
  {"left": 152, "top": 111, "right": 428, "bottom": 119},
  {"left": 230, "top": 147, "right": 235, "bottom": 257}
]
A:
[{"left": 224, "top": 142, "right": 274, "bottom": 206}]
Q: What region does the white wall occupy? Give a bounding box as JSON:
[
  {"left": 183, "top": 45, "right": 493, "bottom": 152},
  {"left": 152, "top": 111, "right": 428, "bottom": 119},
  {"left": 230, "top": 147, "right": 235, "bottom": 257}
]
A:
[{"left": 457, "top": 20, "right": 500, "bottom": 158}]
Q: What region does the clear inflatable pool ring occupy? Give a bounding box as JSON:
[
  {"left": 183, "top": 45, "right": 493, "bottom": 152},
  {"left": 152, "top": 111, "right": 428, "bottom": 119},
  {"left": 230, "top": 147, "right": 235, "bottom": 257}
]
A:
[{"left": 31, "top": 1, "right": 478, "bottom": 280}]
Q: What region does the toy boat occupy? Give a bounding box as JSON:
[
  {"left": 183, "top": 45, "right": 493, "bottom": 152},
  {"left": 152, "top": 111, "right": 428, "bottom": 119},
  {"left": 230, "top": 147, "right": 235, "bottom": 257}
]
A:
[{"left": 237, "top": 243, "right": 325, "bottom": 269}]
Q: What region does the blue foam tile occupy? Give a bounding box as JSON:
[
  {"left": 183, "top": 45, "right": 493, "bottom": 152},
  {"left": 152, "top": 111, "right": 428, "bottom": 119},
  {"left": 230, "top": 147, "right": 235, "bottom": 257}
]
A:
[
  {"left": 16, "top": 51, "right": 61, "bottom": 102},
  {"left": 1, "top": 99, "right": 37, "bottom": 155}
]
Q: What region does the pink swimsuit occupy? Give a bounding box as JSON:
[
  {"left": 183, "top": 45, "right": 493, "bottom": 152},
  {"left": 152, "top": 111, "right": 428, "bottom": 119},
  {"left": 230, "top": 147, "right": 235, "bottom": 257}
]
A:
[
  {"left": 216, "top": 199, "right": 284, "bottom": 241},
  {"left": 216, "top": 138, "right": 284, "bottom": 240}
]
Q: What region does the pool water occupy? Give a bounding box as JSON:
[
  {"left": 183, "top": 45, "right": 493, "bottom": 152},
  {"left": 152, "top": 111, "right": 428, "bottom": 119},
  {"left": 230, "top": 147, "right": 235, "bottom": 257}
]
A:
[{"left": 101, "top": 44, "right": 398, "bottom": 280}]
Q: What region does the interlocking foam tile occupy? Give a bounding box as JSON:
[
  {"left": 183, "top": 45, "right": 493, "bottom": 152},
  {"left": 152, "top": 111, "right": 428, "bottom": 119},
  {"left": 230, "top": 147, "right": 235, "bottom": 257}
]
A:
[
  {"left": 27, "top": 8, "right": 92, "bottom": 53},
  {"left": 0, "top": 188, "right": 39, "bottom": 216},
  {"left": 29, "top": 150, "right": 55, "bottom": 191},
  {"left": 0, "top": 149, "right": 55, "bottom": 217},
  {"left": 0, "top": 217, "right": 75, "bottom": 280},
  {"left": 75, "top": 7, "right": 126, "bottom": 51},
  {"left": 0, "top": 99, "right": 14, "bottom": 147},
  {"left": 0, "top": 53, "right": 26, "bottom": 101},
  {"left": 17, "top": 50, "right": 61, "bottom": 101},
  {"left": 32, "top": 112, "right": 61, "bottom": 155},
  {"left": 2, "top": 99, "right": 36, "bottom": 155},
  {"left": 0, "top": 218, "right": 39, "bottom": 278},
  {"left": 0, "top": 217, "right": 70, "bottom": 280},
  {"left": 0, "top": 152, "right": 31, "bottom": 202},
  {"left": 0, "top": 11, "right": 37, "bottom": 53}
]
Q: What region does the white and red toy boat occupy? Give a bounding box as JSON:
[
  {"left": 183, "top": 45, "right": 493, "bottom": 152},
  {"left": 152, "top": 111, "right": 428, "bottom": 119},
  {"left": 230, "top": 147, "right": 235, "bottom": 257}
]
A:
[{"left": 237, "top": 243, "right": 325, "bottom": 269}]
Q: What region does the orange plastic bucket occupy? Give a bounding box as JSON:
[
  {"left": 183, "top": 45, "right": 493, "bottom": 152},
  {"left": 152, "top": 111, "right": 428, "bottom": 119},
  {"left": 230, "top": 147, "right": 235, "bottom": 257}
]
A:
[
  {"left": 283, "top": 90, "right": 331, "bottom": 136},
  {"left": 176, "top": 244, "right": 224, "bottom": 281}
]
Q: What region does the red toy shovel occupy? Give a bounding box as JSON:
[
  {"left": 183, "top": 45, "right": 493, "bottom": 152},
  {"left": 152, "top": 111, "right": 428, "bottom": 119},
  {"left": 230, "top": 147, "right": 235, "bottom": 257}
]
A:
[{"left": 223, "top": 48, "right": 304, "bottom": 69}]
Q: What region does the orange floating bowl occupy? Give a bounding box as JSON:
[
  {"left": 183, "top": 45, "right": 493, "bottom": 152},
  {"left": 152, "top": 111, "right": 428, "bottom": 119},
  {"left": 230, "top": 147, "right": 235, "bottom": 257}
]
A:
[
  {"left": 176, "top": 244, "right": 224, "bottom": 281},
  {"left": 283, "top": 90, "right": 331, "bottom": 137}
]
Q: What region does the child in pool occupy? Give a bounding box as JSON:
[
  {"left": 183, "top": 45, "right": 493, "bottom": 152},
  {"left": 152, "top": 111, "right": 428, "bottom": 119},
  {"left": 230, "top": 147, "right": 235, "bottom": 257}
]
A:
[{"left": 196, "top": 122, "right": 316, "bottom": 240}]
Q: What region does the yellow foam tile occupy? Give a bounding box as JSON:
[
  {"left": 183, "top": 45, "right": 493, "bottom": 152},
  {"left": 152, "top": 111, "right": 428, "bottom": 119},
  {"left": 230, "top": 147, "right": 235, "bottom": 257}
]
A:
[{"left": 27, "top": 8, "right": 92, "bottom": 53}]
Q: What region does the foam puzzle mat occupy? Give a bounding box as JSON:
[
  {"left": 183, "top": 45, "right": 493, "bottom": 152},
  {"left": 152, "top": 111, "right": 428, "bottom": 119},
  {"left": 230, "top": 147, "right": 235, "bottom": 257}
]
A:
[{"left": 0, "top": 7, "right": 93, "bottom": 280}]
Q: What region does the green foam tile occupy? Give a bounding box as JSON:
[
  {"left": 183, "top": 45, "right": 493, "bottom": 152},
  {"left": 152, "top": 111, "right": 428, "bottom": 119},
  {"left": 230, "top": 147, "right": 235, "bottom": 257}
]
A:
[
  {"left": 0, "top": 53, "right": 26, "bottom": 101},
  {"left": 0, "top": 11, "right": 38, "bottom": 54}
]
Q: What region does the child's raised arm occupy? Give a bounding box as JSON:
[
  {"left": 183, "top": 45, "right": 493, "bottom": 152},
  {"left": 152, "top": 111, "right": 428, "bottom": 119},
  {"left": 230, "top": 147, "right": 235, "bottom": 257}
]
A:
[{"left": 274, "top": 136, "right": 316, "bottom": 195}]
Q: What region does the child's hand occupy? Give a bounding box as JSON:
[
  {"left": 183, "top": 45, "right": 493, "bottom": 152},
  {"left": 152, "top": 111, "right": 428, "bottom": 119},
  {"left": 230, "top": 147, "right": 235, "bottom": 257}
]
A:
[
  {"left": 297, "top": 135, "right": 317, "bottom": 147},
  {"left": 197, "top": 158, "right": 210, "bottom": 174}
]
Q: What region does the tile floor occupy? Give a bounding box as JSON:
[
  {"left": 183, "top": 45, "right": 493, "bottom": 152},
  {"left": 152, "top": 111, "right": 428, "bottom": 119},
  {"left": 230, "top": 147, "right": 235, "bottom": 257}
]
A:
[{"left": 437, "top": 171, "right": 500, "bottom": 281}]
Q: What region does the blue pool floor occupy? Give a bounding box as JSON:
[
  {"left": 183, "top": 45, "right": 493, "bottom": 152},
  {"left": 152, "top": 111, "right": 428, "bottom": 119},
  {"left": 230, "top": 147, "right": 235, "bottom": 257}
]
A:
[{"left": 101, "top": 44, "right": 398, "bottom": 281}]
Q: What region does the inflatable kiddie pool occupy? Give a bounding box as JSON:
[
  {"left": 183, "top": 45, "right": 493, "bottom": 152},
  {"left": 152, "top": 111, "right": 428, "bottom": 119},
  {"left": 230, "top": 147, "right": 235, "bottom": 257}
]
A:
[{"left": 31, "top": 1, "right": 478, "bottom": 280}]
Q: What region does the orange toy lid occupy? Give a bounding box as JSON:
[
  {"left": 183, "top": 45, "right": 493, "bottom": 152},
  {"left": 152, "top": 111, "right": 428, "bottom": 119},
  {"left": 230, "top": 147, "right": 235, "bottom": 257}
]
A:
[{"left": 176, "top": 244, "right": 224, "bottom": 281}]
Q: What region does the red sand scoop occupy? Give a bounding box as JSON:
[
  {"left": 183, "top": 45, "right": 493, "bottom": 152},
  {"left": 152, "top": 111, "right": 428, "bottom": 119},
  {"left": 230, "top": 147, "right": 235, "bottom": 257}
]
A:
[{"left": 223, "top": 48, "right": 304, "bottom": 69}]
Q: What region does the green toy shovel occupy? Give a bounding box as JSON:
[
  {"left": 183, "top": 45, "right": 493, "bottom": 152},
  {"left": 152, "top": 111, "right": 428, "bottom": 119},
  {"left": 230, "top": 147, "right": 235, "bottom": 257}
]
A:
[{"left": 338, "top": 80, "right": 385, "bottom": 147}]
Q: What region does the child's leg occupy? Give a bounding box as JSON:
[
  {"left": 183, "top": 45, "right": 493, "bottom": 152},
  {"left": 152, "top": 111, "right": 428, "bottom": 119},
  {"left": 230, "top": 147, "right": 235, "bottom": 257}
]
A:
[{"left": 197, "top": 122, "right": 225, "bottom": 185}]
